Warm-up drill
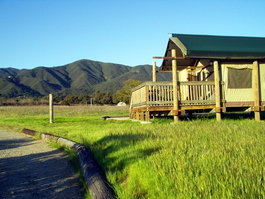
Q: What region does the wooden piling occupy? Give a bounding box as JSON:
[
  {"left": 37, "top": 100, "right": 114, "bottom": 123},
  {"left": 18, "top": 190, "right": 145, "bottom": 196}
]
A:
[
  {"left": 172, "top": 49, "right": 179, "bottom": 122},
  {"left": 253, "top": 61, "right": 261, "bottom": 121},
  {"left": 214, "top": 61, "right": 222, "bottom": 121}
]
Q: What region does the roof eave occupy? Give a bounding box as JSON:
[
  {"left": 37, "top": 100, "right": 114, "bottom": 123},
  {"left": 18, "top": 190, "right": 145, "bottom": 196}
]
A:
[
  {"left": 169, "top": 37, "right": 188, "bottom": 57},
  {"left": 186, "top": 55, "right": 265, "bottom": 60},
  {"left": 185, "top": 50, "right": 265, "bottom": 60}
]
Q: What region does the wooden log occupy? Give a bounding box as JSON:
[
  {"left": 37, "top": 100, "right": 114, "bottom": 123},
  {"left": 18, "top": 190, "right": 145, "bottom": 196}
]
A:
[
  {"left": 22, "top": 128, "right": 37, "bottom": 136},
  {"left": 57, "top": 137, "right": 82, "bottom": 149},
  {"left": 76, "top": 146, "right": 116, "bottom": 199},
  {"left": 40, "top": 133, "right": 60, "bottom": 142}
]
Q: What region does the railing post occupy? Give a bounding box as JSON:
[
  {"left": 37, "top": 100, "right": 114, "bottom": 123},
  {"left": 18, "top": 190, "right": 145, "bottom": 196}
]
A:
[
  {"left": 145, "top": 85, "right": 150, "bottom": 122},
  {"left": 172, "top": 49, "right": 179, "bottom": 122}
]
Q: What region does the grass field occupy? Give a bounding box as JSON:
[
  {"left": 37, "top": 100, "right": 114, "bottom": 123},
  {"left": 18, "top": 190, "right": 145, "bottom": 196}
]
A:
[{"left": 0, "top": 105, "right": 265, "bottom": 199}]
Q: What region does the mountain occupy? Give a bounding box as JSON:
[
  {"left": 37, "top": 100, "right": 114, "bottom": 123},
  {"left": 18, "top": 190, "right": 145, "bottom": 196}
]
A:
[{"left": 0, "top": 59, "right": 171, "bottom": 98}]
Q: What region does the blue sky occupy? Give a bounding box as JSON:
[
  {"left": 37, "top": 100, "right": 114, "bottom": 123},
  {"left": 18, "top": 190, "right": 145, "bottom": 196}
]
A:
[{"left": 1, "top": 0, "right": 265, "bottom": 69}]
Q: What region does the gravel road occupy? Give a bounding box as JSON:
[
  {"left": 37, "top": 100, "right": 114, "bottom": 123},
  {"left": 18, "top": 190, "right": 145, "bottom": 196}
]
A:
[{"left": 0, "top": 130, "right": 83, "bottom": 199}]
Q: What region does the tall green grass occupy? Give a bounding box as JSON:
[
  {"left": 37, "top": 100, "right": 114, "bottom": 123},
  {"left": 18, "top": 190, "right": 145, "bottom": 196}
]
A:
[{"left": 0, "top": 105, "right": 265, "bottom": 198}]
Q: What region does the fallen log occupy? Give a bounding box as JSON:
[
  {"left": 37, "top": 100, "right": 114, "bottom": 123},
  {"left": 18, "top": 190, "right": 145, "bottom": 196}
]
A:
[
  {"left": 77, "top": 146, "right": 116, "bottom": 199},
  {"left": 22, "top": 129, "right": 37, "bottom": 136},
  {"left": 40, "top": 133, "right": 60, "bottom": 142},
  {"left": 57, "top": 137, "right": 82, "bottom": 150}
]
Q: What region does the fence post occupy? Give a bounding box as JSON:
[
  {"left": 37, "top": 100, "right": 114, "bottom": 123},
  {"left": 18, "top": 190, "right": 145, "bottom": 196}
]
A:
[{"left": 49, "top": 94, "right": 54, "bottom": 123}]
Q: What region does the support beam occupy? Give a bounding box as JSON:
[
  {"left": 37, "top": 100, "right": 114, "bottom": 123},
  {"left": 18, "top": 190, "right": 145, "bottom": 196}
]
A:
[
  {"left": 172, "top": 49, "right": 179, "bottom": 122},
  {"left": 140, "top": 112, "right": 144, "bottom": 121},
  {"left": 152, "top": 61, "right": 157, "bottom": 82},
  {"left": 145, "top": 110, "right": 150, "bottom": 122},
  {"left": 253, "top": 61, "right": 261, "bottom": 121},
  {"left": 214, "top": 61, "right": 222, "bottom": 121},
  {"left": 157, "top": 66, "right": 205, "bottom": 73}
]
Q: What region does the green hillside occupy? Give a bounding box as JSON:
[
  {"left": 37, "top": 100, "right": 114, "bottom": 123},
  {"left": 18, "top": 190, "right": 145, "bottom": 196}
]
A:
[
  {"left": 0, "top": 77, "right": 41, "bottom": 98},
  {"left": 0, "top": 68, "right": 20, "bottom": 78},
  {"left": 0, "top": 59, "right": 171, "bottom": 98}
]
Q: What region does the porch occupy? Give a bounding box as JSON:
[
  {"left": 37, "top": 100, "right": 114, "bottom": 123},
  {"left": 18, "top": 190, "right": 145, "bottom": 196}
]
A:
[{"left": 130, "top": 81, "right": 217, "bottom": 121}]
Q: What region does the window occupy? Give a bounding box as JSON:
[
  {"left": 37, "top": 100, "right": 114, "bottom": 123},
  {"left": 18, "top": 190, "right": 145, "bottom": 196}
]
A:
[{"left": 228, "top": 68, "right": 252, "bottom": 88}]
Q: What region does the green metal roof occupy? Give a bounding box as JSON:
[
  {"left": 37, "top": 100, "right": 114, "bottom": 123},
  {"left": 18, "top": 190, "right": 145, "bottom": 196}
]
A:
[{"left": 170, "top": 34, "right": 265, "bottom": 59}]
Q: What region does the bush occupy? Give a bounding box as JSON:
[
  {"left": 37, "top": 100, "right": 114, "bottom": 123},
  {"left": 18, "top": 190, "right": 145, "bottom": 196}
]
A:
[
  {"left": 0, "top": 97, "right": 49, "bottom": 106},
  {"left": 93, "top": 91, "right": 113, "bottom": 105},
  {"left": 60, "top": 95, "right": 92, "bottom": 105},
  {"left": 113, "top": 79, "right": 142, "bottom": 104}
]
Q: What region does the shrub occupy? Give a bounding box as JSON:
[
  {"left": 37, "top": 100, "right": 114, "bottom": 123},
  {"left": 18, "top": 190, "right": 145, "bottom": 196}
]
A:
[
  {"left": 60, "top": 95, "right": 92, "bottom": 105},
  {"left": 113, "top": 79, "right": 142, "bottom": 104},
  {"left": 93, "top": 91, "right": 113, "bottom": 105}
]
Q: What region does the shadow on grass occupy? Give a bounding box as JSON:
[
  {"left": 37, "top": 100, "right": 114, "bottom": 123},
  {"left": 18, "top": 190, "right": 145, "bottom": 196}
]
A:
[
  {"left": 194, "top": 111, "right": 265, "bottom": 120},
  {"left": 152, "top": 111, "right": 265, "bottom": 122},
  {"left": 83, "top": 133, "right": 161, "bottom": 173}
]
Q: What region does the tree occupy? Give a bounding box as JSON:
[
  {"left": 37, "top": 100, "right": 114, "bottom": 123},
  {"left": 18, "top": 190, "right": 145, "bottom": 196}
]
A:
[
  {"left": 113, "top": 79, "right": 142, "bottom": 104},
  {"left": 78, "top": 95, "right": 91, "bottom": 104},
  {"left": 61, "top": 95, "right": 78, "bottom": 105},
  {"left": 60, "top": 94, "right": 92, "bottom": 105},
  {"left": 93, "top": 91, "right": 113, "bottom": 105}
]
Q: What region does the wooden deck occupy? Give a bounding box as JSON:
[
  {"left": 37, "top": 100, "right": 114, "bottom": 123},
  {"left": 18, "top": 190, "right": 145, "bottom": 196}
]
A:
[{"left": 130, "top": 81, "right": 216, "bottom": 121}]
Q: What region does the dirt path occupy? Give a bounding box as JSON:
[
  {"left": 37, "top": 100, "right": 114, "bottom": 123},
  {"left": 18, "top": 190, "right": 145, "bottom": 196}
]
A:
[{"left": 0, "top": 130, "right": 83, "bottom": 199}]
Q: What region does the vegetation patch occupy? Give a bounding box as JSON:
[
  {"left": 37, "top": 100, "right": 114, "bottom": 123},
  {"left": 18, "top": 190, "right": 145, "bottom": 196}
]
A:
[{"left": 0, "top": 105, "right": 265, "bottom": 198}]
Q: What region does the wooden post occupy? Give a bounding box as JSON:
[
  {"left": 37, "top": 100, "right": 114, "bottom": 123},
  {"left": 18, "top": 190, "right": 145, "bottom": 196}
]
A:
[
  {"left": 152, "top": 61, "right": 157, "bottom": 82},
  {"left": 214, "top": 61, "right": 222, "bottom": 121},
  {"left": 145, "top": 85, "right": 150, "bottom": 122},
  {"left": 140, "top": 111, "right": 144, "bottom": 121},
  {"left": 172, "top": 49, "right": 179, "bottom": 122},
  {"left": 253, "top": 61, "right": 260, "bottom": 121},
  {"left": 49, "top": 94, "right": 54, "bottom": 123},
  {"left": 90, "top": 98, "right": 93, "bottom": 106},
  {"left": 188, "top": 111, "right": 193, "bottom": 120},
  {"left": 136, "top": 111, "right": 140, "bottom": 120},
  {"left": 145, "top": 110, "right": 150, "bottom": 122}
]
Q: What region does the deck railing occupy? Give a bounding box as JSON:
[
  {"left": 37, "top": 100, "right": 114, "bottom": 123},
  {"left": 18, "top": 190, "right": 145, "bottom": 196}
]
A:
[{"left": 130, "top": 81, "right": 215, "bottom": 108}]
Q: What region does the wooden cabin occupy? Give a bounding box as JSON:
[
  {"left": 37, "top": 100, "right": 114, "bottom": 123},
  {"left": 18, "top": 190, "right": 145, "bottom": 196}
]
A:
[{"left": 130, "top": 34, "right": 265, "bottom": 122}]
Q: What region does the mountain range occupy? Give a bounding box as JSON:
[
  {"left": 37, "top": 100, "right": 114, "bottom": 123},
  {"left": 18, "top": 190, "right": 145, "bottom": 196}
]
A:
[{"left": 0, "top": 59, "right": 171, "bottom": 98}]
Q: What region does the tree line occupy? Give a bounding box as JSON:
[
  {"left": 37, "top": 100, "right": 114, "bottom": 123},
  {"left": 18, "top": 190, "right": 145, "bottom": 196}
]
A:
[
  {"left": 0, "top": 79, "right": 142, "bottom": 106},
  {"left": 61, "top": 79, "right": 142, "bottom": 105}
]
